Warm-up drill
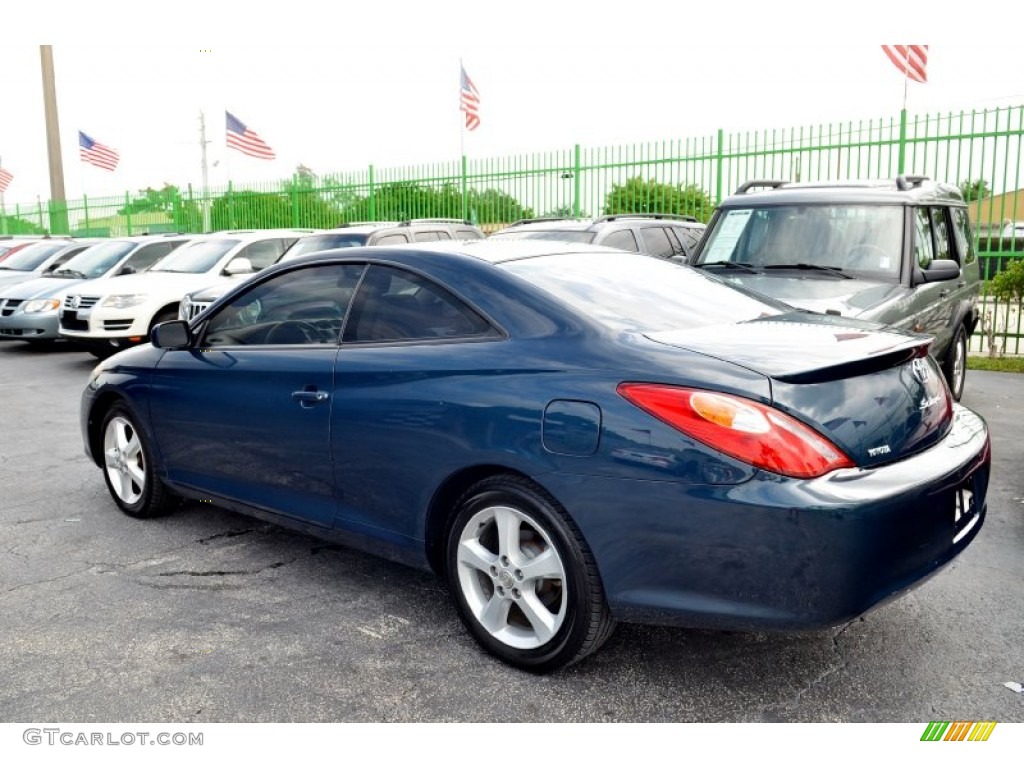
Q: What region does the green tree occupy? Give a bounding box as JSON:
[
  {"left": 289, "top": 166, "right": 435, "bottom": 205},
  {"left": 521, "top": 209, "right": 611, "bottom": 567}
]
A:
[
  {"left": 991, "top": 258, "right": 1024, "bottom": 304},
  {"left": 959, "top": 178, "right": 990, "bottom": 202},
  {"left": 467, "top": 188, "right": 534, "bottom": 225},
  {"left": 210, "top": 190, "right": 293, "bottom": 230},
  {"left": 603, "top": 178, "right": 714, "bottom": 222},
  {"left": 117, "top": 184, "right": 203, "bottom": 232},
  {"left": 0, "top": 215, "right": 47, "bottom": 235}
]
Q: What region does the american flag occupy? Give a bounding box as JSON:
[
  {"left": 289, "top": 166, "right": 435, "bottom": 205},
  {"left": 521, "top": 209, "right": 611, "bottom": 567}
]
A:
[
  {"left": 882, "top": 45, "right": 928, "bottom": 84},
  {"left": 79, "top": 131, "right": 120, "bottom": 171},
  {"left": 0, "top": 167, "right": 12, "bottom": 194},
  {"left": 226, "top": 111, "right": 276, "bottom": 160},
  {"left": 460, "top": 65, "right": 480, "bottom": 131}
]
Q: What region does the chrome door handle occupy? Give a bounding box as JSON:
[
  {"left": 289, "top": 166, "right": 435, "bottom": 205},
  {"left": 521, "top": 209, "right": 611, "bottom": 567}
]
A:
[{"left": 292, "top": 390, "right": 329, "bottom": 406}]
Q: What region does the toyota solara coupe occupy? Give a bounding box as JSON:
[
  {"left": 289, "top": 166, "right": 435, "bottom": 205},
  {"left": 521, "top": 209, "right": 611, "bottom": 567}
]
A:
[{"left": 81, "top": 240, "right": 990, "bottom": 672}]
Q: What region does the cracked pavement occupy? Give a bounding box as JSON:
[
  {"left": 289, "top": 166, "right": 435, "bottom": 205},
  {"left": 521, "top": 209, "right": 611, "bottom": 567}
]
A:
[{"left": 1, "top": 342, "right": 1022, "bottom": 722}]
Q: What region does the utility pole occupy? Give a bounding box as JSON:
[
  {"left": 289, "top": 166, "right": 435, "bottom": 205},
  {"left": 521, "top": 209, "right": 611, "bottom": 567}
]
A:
[
  {"left": 199, "top": 110, "right": 211, "bottom": 232},
  {"left": 40, "top": 45, "right": 68, "bottom": 234}
]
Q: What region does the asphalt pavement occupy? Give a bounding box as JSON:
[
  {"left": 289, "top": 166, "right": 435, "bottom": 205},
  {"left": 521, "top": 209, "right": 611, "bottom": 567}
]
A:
[{"left": 1, "top": 341, "right": 1022, "bottom": 722}]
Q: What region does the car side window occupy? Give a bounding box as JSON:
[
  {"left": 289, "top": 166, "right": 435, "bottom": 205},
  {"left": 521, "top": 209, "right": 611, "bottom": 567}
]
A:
[
  {"left": 456, "top": 229, "right": 482, "bottom": 240},
  {"left": 413, "top": 230, "right": 452, "bottom": 242},
  {"left": 200, "top": 264, "right": 365, "bottom": 347},
  {"left": 600, "top": 229, "right": 639, "bottom": 252},
  {"left": 678, "top": 226, "right": 704, "bottom": 251},
  {"left": 930, "top": 208, "right": 953, "bottom": 262},
  {"left": 638, "top": 227, "right": 677, "bottom": 258},
  {"left": 914, "top": 208, "right": 935, "bottom": 269},
  {"left": 123, "top": 242, "right": 175, "bottom": 272},
  {"left": 951, "top": 208, "right": 977, "bottom": 265},
  {"left": 237, "top": 239, "right": 290, "bottom": 270},
  {"left": 373, "top": 234, "right": 410, "bottom": 245},
  {"left": 343, "top": 265, "right": 498, "bottom": 343}
]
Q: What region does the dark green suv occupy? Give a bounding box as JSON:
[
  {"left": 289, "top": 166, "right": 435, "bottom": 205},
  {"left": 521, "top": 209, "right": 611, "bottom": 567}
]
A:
[{"left": 691, "top": 175, "right": 981, "bottom": 399}]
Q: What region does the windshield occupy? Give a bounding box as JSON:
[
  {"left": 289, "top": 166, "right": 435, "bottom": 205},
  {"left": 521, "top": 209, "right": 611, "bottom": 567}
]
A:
[
  {"left": 698, "top": 205, "right": 905, "bottom": 279},
  {"left": 491, "top": 230, "right": 596, "bottom": 244},
  {"left": 282, "top": 233, "right": 369, "bottom": 261},
  {"left": 151, "top": 239, "right": 239, "bottom": 273},
  {"left": 0, "top": 242, "right": 67, "bottom": 271},
  {"left": 55, "top": 241, "right": 135, "bottom": 278},
  {"left": 503, "top": 252, "right": 783, "bottom": 332}
]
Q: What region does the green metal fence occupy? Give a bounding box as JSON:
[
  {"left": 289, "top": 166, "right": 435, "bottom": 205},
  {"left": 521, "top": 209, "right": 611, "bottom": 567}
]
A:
[{"left": 2, "top": 105, "right": 1023, "bottom": 353}]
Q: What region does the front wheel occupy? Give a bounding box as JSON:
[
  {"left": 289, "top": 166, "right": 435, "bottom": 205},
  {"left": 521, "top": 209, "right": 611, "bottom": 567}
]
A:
[
  {"left": 942, "top": 324, "right": 967, "bottom": 401},
  {"left": 100, "top": 404, "right": 175, "bottom": 518},
  {"left": 445, "top": 475, "right": 615, "bottom": 672}
]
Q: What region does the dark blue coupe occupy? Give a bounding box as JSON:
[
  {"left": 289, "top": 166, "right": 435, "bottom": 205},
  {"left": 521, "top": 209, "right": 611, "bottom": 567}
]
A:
[{"left": 81, "top": 240, "right": 991, "bottom": 672}]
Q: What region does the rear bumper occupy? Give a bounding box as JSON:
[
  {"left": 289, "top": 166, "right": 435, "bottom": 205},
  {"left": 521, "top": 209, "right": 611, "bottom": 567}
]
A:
[{"left": 549, "top": 404, "right": 990, "bottom": 630}]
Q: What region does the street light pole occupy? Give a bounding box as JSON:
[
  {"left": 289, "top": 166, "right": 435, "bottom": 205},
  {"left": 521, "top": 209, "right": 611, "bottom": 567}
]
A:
[{"left": 39, "top": 45, "right": 68, "bottom": 234}]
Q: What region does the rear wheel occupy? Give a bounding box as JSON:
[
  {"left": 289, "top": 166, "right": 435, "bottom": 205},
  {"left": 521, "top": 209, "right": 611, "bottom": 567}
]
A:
[
  {"left": 942, "top": 324, "right": 967, "bottom": 401},
  {"left": 100, "top": 404, "right": 175, "bottom": 518},
  {"left": 445, "top": 475, "right": 615, "bottom": 672}
]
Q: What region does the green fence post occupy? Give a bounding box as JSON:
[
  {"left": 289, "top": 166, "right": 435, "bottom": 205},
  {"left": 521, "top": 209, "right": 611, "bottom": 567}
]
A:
[
  {"left": 715, "top": 128, "right": 725, "bottom": 204},
  {"left": 368, "top": 165, "right": 376, "bottom": 221},
  {"left": 227, "top": 181, "right": 235, "bottom": 230},
  {"left": 573, "top": 144, "right": 581, "bottom": 217},
  {"left": 83, "top": 195, "right": 89, "bottom": 235},
  {"left": 897, "top": 108, "right": 908, "bottom": 175},
  {"left": 124, "top": 192, "right": 133, "bottom": 235},
  {"left": 461, "top": 155, "right": 468, "bottom": 221},
  {"left": 290, "top": 174, "right": 300, "bottom": 228}
]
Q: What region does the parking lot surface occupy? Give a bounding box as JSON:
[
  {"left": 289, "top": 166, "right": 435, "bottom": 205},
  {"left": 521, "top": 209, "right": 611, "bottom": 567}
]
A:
[{"left": 1, "top": 342, "right": 1022, "bottom": 722}]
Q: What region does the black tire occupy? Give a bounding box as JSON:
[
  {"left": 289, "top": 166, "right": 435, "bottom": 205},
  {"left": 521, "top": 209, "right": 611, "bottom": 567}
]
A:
[
  {"left": 88, "top": 347, "right": 116, "bottom": 360},
  {"left": 445, "top": 474, "right": 615, "bottom": 673},
  {"left": 99, "top": 404, "right": 175, "bottom": 519},
  {"left": 942, "top": 324, "right": 967, "bottom": 402}
]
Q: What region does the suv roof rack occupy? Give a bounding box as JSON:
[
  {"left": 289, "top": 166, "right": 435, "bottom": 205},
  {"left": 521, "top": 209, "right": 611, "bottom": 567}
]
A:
[
  {"left": 594, "top": 213, "right": 699, "bottom": 224},
  {"left": 399, "top": 218, "right": 475, "bottom": 226},
  {"left": 734, "top": 180, "right": 789, "bottom": 194},
  {"left": 896, "top": 174, "right": 929, "bottom": 191},
  {"left": 506, "top": 216, "right": 585, "bottom": 227}
]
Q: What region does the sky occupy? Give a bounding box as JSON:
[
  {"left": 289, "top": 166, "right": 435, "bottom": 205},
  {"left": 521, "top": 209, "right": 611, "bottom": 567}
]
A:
[{"left": 2, "top": 3, "right": 1022, "bottom": 207}]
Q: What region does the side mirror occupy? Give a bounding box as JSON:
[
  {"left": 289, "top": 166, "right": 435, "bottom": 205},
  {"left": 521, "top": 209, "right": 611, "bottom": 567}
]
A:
[
  {"left": 916, "top": 259, "right": 961, "bottom": 284},
  {"left": 118, "top": 265, "right": 137, "bottom": 276},
  {"left": 223, "top": 257, "right": 253, "bottom": 276},
  {"left": 151, "top": 319, "right": 191, "bottom": 349}
]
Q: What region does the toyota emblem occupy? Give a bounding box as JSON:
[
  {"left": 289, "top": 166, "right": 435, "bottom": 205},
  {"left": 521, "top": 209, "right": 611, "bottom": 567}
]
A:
[{"left": 911, "top": 358, "right": 930, "bottom": 384}]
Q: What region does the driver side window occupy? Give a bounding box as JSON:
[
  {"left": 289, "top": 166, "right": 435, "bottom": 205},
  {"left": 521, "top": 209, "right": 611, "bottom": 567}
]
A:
[{"left": 201, "top": 263, "right": 365, "bottom": 347}]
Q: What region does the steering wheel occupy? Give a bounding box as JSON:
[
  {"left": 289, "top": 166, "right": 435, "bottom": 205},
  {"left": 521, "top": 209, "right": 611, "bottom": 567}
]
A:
[
  {"left": 265, "top": 320, "right": 320, "bottom": 345},
  {"left": 847, "top": 244, "right": 889, "bottom": 270}
]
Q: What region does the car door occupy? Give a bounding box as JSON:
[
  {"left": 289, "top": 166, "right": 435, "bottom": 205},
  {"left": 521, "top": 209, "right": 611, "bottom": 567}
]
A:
[
  {"left": 908, "top": 207, "right": 955, "bottom": 358},
  {"left": 331, "top": 264, "right": 504, "bottom": 540},
  {"left": 148, "top": 263, "right": 364, "bottom": 527}
]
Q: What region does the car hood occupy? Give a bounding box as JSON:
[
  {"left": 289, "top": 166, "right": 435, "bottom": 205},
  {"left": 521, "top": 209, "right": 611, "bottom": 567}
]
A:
[
  {"left": 0, "top": 275, "right": 80, "bottom": 300},
  {"left": 71, "top": 271, "right": 223, "bottom": 297},
  {"left": 0, "top": 270, "right": 44, "bottom": 289},
  {"left": 715, "top": 273, "right": 906, "bottom": 318}
]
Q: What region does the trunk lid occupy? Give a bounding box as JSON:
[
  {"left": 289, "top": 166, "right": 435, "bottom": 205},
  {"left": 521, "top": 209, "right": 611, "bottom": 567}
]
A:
[{"left": 646, "top": 312, "right": 953, "bottom": 467}]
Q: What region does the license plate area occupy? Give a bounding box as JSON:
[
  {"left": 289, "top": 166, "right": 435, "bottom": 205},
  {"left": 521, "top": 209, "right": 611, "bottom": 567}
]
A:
[{"left": 952, "top": 475, "right": 981, "bottom": 544}]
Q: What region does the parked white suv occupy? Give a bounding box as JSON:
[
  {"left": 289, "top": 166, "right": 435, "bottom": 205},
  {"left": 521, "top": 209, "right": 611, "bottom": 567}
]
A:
[{"left": 59, "top": 229, "right": 312, "bottom": 357}]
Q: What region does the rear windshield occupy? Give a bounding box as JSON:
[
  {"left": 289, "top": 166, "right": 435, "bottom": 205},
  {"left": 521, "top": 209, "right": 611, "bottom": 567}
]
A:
[
  {"left": 54, "top": 241, "right": 135, "bottom": 279},
  {"left": 502, "top": 252, "right": 783, "bottom": 331},
  {"left": 491, "top": 230, "right": 596, "bottom": 244},
  {"left": 151, "top": 239, "right": 239, "bottom": 273},
  {"left": 0, "top": 241, "right": 68, "bottom": 271},
  {"left": 282, "top": 233, "right": 370, "bottom": 260}
]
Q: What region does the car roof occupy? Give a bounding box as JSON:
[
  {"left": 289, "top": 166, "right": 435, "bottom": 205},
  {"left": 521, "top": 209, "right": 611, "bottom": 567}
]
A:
[
  {"left": 495, "top": 214, "right": 703, "bottom": 233},
  {"left": 719, "top": 175, "right": 965, "bottom": 208},
  {"left": 288, "top": 236, "right": 630, "bottom": 267}
]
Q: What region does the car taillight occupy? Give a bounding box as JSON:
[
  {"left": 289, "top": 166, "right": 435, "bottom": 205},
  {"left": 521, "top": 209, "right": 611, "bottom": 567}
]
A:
[{"left": 617, "top": 383, "right": 854, "bottom": 479}]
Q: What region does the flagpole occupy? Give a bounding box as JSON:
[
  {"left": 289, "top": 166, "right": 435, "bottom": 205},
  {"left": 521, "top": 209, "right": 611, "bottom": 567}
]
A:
[
  {"left": 199, "top": 110, "right": 211, "bottom": 232},
  {"left": 0, "top": 154, "right": 6, "bottom": 236}
]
